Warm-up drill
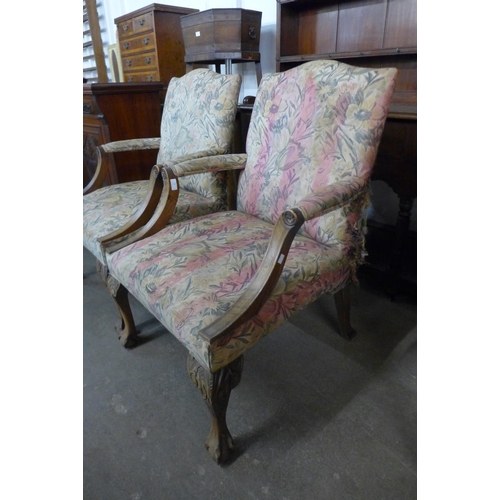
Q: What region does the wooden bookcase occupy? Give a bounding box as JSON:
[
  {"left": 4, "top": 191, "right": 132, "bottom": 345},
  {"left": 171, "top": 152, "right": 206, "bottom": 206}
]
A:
[
  {"left": 276, "top": 0, "right": 416, "bottom": 111},
  {"left": 276, "top": 0, "right": 417, "bottom": 297}
]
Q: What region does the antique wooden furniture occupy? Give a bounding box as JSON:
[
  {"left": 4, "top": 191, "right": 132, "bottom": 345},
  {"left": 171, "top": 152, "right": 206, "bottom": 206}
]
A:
[
  {"left": 84, "top": 69, "right": 242, "bottom": 296},
  {"left": 103, "top": 60, "right": 397, "bottom": 463},
  {"left": 180, "top": 9, "right": 262, "bottom": 85},
  {"left": 276, "top": 0, "right": 417, "bottom": 296},
  {"left": 83, "top": 82, "right": 164, "bottom": 188},
  {"left": 115, "top": 3, "right": 197, "bottom": 89}
]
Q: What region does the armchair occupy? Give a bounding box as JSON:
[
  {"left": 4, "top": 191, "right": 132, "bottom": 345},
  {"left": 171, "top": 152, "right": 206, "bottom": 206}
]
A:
[
  {"left": 83, "top": 68, "right": 242, "bottom": 267},
  {"left": 105, "top": 60, "right": 398, "bottom": 463}
]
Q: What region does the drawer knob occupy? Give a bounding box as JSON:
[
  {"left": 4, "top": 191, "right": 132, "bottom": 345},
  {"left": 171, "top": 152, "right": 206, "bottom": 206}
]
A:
[
  {"left": 123, "top": 42, "right": 129, "bottom": 49},
  {"left": 146, "top": 75, "right": 153, "bottom": 82},
  {"left": 143, "top": 37, "right": 149, "bottom": 45},
  {"left": 139, "top": 19, "right": 145, "bottom": 26},
  {"left": 127, "top": 76, "right": 134, "bottom": 82},
  {"left": 125, "top": 60, "right": 132, "bottom": 66},
  {"left": 123, "top": 24, "right": 129, "bottom": 31},
  {"left": 249, "top": 27, "right": 257, "bottom": 39},
  {"left": 145, "top": 57, "right": 151, "bottom": 64}
]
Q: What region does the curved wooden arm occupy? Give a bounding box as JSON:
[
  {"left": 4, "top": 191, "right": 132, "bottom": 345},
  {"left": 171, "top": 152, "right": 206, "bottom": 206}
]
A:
[
  {"left": 98, "top": 164, "right": 164, "bottom": 249},
  {"left": 199, "top": 209, "right": 305, "bottom": 344},
  {"left": 104, "top": 164, "right": 180, "bottom": 254},
  {"left": 84, "top": 146, "right": 109, "bottom": 195},
  {"left": 105, "top": 154, "right": 248, "bottom": 253},
  {"left": 83, "top": 138, "right": 161, "bottom": 195}
]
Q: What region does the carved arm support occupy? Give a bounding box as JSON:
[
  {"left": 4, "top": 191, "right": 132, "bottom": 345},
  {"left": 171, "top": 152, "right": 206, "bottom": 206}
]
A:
[
  {"left": 104, "top": 154, "right": 248, "bottom": 254},
  {"left": 84, "top": 138, "right": 162, "bottom": 195},
  {"left": 199, "top": 177, "right": 370, "bottom": 345}
]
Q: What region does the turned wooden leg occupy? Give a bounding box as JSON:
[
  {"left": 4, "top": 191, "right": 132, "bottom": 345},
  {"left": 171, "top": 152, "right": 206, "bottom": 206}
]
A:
[
  {"left": 333, "top": 286, "right": 357, "bottom": 340},
  {"left": 106, "top": 274, "right": 138, "bottom": 348},
  {"left": 187, "top": 354, "right": 244, "bottom": 464}
]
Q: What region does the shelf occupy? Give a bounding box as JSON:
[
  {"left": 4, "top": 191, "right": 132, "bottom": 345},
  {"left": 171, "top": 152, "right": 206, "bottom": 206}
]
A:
[{"left": 278, "top": 46, "right": 417, "bottom": 64}]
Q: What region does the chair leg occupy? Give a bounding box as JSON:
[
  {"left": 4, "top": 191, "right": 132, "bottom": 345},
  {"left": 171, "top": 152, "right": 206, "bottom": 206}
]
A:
[
  {"left": 106, "top": 274, "right": 138, "bottom": 348},
  {"left": 333, "top": 286, "right": 358, "bottom": 340},
  {"left": 187, "top": 354, "right": 244, "bottom": 464},
  {"left": 95, "top": 258, "right": 109, "bottom": 284}
]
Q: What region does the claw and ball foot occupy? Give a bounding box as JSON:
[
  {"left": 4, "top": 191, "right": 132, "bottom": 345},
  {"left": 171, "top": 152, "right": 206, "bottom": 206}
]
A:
[{"left": 187, "top": 354, "right": 244, "bottom": 464}]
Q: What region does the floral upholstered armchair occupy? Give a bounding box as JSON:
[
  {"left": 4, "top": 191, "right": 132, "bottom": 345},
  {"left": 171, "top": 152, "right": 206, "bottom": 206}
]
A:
[
  {"left": 83, "top": 69, "right": 242, "bottom": 268},
  {"left": 103, "top": 60, "right": 398, "bottom": 464}
]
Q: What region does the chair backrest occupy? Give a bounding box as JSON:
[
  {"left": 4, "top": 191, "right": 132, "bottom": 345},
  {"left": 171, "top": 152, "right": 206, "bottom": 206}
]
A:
[
  {"left": 158, "top": 68, "right": 242, "bottom": 201},
  {"left": 237, "top": 60, "right": 397, "bottom": 250}
]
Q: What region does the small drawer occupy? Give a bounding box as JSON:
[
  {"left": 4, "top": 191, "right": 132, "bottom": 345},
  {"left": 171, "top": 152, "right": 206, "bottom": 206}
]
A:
[
  {"left": 132, "top": 12, "right": 153, "bottom": 34},
  {"left": 120, "top": 34, "right": 155, "bottom": 55},
  {"left": 123, "top": 71, "right": 160, "bottom": 83},
  {"left": 117, "top": 19, "right": 133, "bottom": 36},
  {"left": 122, "top": 53, "right": 157, "bottom": 71}
]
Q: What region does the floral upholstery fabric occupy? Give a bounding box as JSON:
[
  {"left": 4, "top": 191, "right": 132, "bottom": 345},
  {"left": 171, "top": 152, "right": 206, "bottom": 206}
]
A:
[
  {"left": 158, "top": 69, "right": 241, "bottom": 202},
  {"left": 83, "top": 69, "right": 241, "bottom": 264},
  {"left": 107, "top": 60, "right": 397, "bottom": 372},
  {"left": 238, "top": 60, "right": 396, "bottom": 247},
  {"left": 83, "top": 179, "right": 228, "bottom": 264},
  {"left": 107, "top": 211, "right": 352, "bottom": 372}
]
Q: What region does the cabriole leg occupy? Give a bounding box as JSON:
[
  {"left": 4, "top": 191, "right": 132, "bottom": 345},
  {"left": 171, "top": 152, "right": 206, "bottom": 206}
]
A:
[
  {"left": 333, "top": 286, "right": 357, "bottom": 340},
  {"left": 106, "top": 274, "right": 138, "bottom": 348},
  {"left": 187, "top": 354, "right": 244, "bottom": 464}
]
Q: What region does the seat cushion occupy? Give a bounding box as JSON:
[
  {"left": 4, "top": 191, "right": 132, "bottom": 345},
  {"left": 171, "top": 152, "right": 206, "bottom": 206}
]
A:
[
  {"left": 107, "top": 211, "right": 353, "bottom": 372},
  {"left": 83, "top": 181, "right": 225, "bottom": 264}
]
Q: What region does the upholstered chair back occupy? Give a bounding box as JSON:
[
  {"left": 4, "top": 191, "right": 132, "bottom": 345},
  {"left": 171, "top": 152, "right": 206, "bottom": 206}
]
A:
[
  {"left": 237, "top": 60, "right": 396, "bottom": 253},
  {"left": 158, "top": 69, "right": 242, "bottom": 204}
]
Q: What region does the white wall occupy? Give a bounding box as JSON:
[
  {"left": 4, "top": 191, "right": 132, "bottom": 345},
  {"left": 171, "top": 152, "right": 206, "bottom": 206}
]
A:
[{"left": 98, "top": 0, "right": 415, "bottom": 231}]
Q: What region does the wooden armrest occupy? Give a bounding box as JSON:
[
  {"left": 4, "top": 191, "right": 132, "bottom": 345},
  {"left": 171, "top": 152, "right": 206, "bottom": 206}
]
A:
[
  {"left": 92, "top": 149, "right": 236, "bottom": 250},
  {"left": 83, "top": 138, "right": 161, "bottom": 194},
  {"left": 104, "top": 154, "right": 248, "bottom": 253},
  {"left": 199, "top": 209, "right": 305, "bottom": 344},
  {"left": 98, "top": 165, "right": 163, "bottom": 248}
]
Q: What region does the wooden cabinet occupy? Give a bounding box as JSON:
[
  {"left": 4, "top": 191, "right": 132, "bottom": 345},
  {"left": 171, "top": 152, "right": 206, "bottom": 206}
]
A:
[
  {"left": 83, "top": 82, "right": 163, "bottom": 187},
  {"left": 115, "top": 3, "right": 198, "bottom": 89},
  {"left": 276, "top": 0, "right": 417, "bottom": 297},
  {"left": 180, "top": 8, "right": 262, "bottom": 82}
]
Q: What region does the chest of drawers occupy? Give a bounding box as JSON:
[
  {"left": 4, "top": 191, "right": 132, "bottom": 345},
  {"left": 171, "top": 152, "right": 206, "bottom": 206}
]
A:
[{"left": 115, "top": 3, "right": 197, "bottom": 88}]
